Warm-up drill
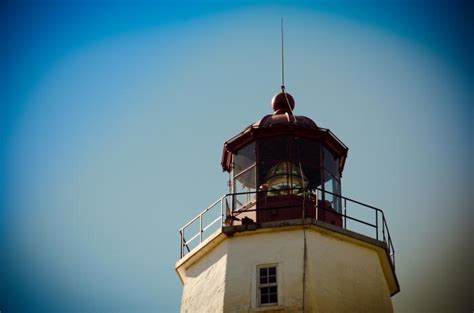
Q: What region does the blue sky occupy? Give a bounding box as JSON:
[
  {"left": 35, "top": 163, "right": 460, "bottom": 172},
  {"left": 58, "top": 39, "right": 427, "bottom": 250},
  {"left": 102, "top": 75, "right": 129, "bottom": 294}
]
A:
[{"left": 1, "top": 1, "right": 472, "bottom": 312}]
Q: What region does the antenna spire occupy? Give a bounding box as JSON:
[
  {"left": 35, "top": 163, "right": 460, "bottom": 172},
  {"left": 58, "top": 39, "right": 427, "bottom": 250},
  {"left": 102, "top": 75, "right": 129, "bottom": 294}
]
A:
[{"left": 281, "top": 17, "right": 285, "bottom": 92}]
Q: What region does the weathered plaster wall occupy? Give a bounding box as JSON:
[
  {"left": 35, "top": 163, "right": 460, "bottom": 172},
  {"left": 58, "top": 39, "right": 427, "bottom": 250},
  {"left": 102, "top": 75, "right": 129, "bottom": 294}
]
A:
[
  {"left": 305, "top": 230, "right": 393, "bottom": 313},
  {"left": 224, "top": 229, "right": 305, "bottom": 313},
  {"left": 180, "top": 241, "right": 228, "bottom": 313},
  {"left": 177, "top": 226, "right": 393, "bottom": 313}
]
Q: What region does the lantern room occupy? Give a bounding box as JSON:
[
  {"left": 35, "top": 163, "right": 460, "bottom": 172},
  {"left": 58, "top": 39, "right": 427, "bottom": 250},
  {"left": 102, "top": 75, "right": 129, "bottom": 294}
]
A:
[{"left": 221, "top": 92, "right": 349, "bottom": 226}]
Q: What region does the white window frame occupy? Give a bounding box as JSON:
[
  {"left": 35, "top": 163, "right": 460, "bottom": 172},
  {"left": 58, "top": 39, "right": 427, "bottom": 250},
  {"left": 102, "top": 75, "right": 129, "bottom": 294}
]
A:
[{"left": 256, "top": 264, "right": 279, "bottom": 307}]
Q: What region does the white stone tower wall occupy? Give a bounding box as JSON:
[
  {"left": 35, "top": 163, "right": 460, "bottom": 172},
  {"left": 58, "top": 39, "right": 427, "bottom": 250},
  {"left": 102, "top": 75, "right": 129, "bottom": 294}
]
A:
[
  {"left": 305, "top": 230, "right": 393, "bottom": 312},
  {"left": 177, "top": 226, "right": 394, "bottom": 313},
  {"left": 179, "top": 241, "right": 228, "bottom": 313},
  {"left": 224, "top": 229, "right": 305, "bottom": 313}
]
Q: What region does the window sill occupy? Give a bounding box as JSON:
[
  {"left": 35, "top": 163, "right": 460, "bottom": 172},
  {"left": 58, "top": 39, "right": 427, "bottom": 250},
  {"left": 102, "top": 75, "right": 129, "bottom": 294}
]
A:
[{"left": 251, "top": 305, "right": 285, "bottom": 312}]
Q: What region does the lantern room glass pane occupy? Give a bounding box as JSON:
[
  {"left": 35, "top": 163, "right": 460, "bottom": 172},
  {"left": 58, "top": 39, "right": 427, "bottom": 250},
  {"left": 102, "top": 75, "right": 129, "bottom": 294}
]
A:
[
  {"left": 323, "top": 170, "right": 342, "bottom": 213},
  {"left": 233, "top": 165, "right": 256, "bottom": 210},
  {"left": 257, "top": 136, "right": 289, "bottom": 187},
  {"left": 293, "top": 138, "right": 322, "bottom": 190},
  {"left": 258, "top": 136, "right": 289, "bottom": 163},
  {"left": 235, "top": 166, "right": 256, "bottom": 190},
  {"left": 323, "top": 147, "right": 339, "bottom": 178},
  {"left": 233, "top": 143, "right": 257, "bottom": 206},
  {"left": 298, "top": 165, "right": 321, "bottom": 191},
  {"left": 293, "top": 138, "right": 320, "bottom": 166},
  {"left": 234, "top": 142, "right": 256, "bottom": 175},
  {"left": 258, "top": 136, "right": 324, "bottom": 193}
]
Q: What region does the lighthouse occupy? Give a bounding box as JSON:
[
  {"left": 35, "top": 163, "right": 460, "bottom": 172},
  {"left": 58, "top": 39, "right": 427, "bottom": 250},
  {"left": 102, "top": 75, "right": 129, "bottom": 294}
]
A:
[{"left": 175, "top": 91, "right": 399, "bottom": 312}]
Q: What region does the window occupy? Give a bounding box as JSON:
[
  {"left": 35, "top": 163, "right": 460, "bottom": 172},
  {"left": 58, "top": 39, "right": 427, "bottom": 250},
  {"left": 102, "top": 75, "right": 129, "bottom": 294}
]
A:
[
  {"left": 233, "top": 143, "right": 257, "bottom": 210},
  {"left": 258, "top": 265, "right": 278, "bottom": 306},
  {"left": 233, "top": 142, "right": 256, "bottom": 174},
  {"left": 323, "top": 147, "right": 339, "bottom": 178},
  {"left": 323, "top": 170, "right": 342, "bottom": 213}
]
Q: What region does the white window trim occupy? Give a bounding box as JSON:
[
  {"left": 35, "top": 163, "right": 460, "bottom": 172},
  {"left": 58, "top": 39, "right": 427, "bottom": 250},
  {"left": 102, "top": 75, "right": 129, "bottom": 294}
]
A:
[
  {"left": 252, "top": 263, "right": 283, "bottom": 309},
  {"left": 257, "top": 264, "right": 278, "bottom": 306}
]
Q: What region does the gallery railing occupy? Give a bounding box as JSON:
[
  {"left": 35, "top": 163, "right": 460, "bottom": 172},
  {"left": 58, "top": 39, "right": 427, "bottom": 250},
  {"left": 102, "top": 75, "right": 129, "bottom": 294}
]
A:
[{"left": 178, "top": 188, "right": 395, "bottom": 270}]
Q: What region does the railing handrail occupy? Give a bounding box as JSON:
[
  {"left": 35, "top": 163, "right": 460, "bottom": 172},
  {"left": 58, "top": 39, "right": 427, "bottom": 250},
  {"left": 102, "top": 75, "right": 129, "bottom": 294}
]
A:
[
  {"left": 179, "top": 195, "right": 225, "bottom": 232},
  {"left": 179, "top": 187, "right": 395, "bottom": 269},
  {"left": 222, "top": 187, "right": 381, "bottom": 214}
]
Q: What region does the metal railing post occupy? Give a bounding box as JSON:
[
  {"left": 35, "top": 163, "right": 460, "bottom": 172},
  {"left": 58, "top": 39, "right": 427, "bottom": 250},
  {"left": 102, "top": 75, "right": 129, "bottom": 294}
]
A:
[
  {"left": 382, "top": 215, "right": 386, "bottom": 243},
  {"left": 375, "top": 210, "right": 378, "bottom": 240},
  {"left": 220, "top": 197, "right": 224, "bottom": 225},
  {"left": 199, "top": 214, "right": 203, "bottom": 243},
  {"left": 344, "top": 198, "right": 347, "bottom": 229},
  {"left": 180, "top": 230, "right": 184, "bottom": 258}
]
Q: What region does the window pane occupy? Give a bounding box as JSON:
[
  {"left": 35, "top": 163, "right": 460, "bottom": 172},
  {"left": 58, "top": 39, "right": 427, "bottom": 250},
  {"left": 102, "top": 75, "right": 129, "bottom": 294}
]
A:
[
  {"left": 234, "top": 142, "right": 256, "bottom": 174},
  {"left": 269, "top": 293, "right": 278, "bottom": 303},
  {"left": 268, "top": 267, "right": 276, "bottom": 275},
  {"left": 233, "top": 144, "right": 256, "bottom": 209},
  {"left": 233, "top": 166, "right": 257, "bottom": 210},
  {"left": 258, "top": 137, "right": 289, "bottom": 163},
  {"left": 323, "top": 170, "right": 334, "bottom": 207},
  {"left": 234, "top": 167, "right": 256, "bottom": 196},
  {"left": 323, "top": 147, "right": 339, "bottom": 177},
  {"left": 234, "top": 166, "right": 256, "bottom": 190},
  {"left": 293, "top": 138, "right": 320, "bottom": 167},
  {"left": 323, "top": 170, "right": 342, "bottom": 213},
  {"left": 258, "top": 266, "right": 278, "bottom": 306},
  {"left": 333, "top": 178, "right": 341, "bottom": 213},
  {"left": 293, "top": 138, "right": 322, "bottom": 190},
  {"left": 257, "top": 137, "right": 289, "bottom": 186}
]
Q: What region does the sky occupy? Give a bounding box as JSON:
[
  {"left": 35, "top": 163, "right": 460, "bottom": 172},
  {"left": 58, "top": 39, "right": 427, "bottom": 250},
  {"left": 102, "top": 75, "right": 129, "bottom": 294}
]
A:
[{"left": 1, "top": 1, "right": 473, "bottom": 312}]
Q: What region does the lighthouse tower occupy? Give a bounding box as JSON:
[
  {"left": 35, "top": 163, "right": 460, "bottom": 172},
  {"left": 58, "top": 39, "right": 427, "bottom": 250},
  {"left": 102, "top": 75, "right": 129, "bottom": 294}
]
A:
[{"left": 175, "top": 91, "right": 399, "bottom": 313}]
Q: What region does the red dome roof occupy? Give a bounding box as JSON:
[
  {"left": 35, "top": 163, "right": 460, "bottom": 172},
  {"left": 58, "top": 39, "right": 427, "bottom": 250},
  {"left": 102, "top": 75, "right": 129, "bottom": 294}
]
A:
[{"left": 220, "top": 91, "right": 348, "bottom": 173}]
